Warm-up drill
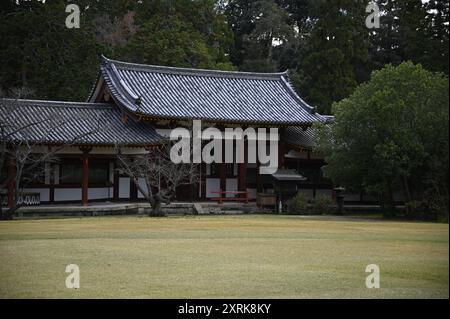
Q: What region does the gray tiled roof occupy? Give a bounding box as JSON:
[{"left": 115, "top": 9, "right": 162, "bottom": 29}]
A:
[
  {"left": 283, "top": 126, "right": 316, "bottom": 149},
  {"left": 96, "top": 56, "right": 327, "bottom": 125},
  {"left": 271, "top": 169, "right": 306, "bottom": 181},
  {"left": 283, "top": 115, "right": 333, "bottom": 149},
  {"left": 0, "top": 99, "right": 162, "bottom": 146}
]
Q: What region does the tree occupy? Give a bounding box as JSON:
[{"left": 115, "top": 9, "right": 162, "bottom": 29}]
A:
[
  {"left": 315, "top": 62, "right": 449, "bottom": 219},
  {"left": 116, "top": 143, "right": 198, "bottom": 217},
  {"left": 369, "top": 0, "right": 449, "bottom": 75},
  {"left": 241, "top": 0, "right": 293, "bottom": 72},
  {"left": 0, "top": 90, "right": 102, "bottom": 219},
  {"left": 0, "top": 0, "right": 237, "bottom": 101},
  {"left": 293, "top": 0, "right": 369, "bottom": 114},
  {"left": 120, "top": 13, "right": 233, "bottom": 70},
  {"left": 119, "top": 0, "right": 235, "bottom": 70},
  {"left": 0, "top": 0, "right": 105, "bottom": 101},
  {"left": 225, "top": 0, "right": 293, "bottom": 72}
]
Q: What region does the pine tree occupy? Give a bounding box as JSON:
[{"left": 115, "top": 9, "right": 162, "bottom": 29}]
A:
[{"left": 294, "top": 0, "right": 369, "bottom": 114}]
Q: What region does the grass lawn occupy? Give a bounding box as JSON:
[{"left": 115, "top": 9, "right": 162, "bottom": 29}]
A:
[{"left": 0, "top": 215, "right": 448, "bottom": 299}]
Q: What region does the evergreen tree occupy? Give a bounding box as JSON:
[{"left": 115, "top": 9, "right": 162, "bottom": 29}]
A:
[
  {"left": 0, "top": 0, "right": 104, "bottom": 101},
  {"left": 369, "top": 0, "right": 449, "bottom": 74},
  {"left": 225, "top": 0, "right": 293, "bottom": 72},
  {"left": 294, "top": 0, "right": 369, "bottom": 114},
  {"left": 316, "top": 62, "right": 449, "bottom": 218}
]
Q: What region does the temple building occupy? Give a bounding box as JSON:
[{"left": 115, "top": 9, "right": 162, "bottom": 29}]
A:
[{"left": 0, "top": 56, "right": 334, "bottom": 207}]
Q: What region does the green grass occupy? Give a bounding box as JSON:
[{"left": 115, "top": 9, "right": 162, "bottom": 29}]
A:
[{"left": 0, "top": 215, "right": 448, "bottom": 298}]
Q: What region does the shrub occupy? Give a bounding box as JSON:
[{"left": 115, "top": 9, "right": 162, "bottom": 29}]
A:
[
  {"left": 312, "top": 194, "right": 334, "bottom": 215},
  {"left": 405, "top": 200, "right": 442, "bottom": 221},
  {"left": 286, "top": 193, "right": 310, "bottom": 215}
]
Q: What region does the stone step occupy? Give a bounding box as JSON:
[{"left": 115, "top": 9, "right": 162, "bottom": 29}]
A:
[{"left": 221, "top": 210, "right": 245, "bottom": 215}]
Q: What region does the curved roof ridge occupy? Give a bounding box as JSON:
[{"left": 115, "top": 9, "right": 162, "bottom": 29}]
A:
[
  {"left": 0, "top": 98, "right": 163, "bottom": 146},
  {"left": 279, "top": 74, "right": 315, "bottom": 112},
  {"left": 101, "top": 55, "right": 287, "bottom": 80},
  {"left": 0, "top": 98, "right": 114, "bottom": 109},
  {"left": 94, "top": 56, "right": 325, "bottom": 125}
]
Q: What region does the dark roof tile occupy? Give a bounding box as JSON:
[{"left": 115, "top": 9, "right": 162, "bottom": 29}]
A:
[
  {"left": 96, "top": 56, "right": 327, "bottom": 125},
  {"left": 0, "top": 99, "right": 162, "bottom": 146}
]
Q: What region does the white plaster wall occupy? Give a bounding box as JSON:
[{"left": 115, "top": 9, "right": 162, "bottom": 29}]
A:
[
  {"left": 206, "top": 178, "right": 220, "bottom": 198},
  {"left": 55, "top": 188, "right": 82, "bottom": 201},
  {"left": 88, "top": 187, "right": 111, "bottom": 200},
  {"left": 119, "top": 177, "right": 130, "bottom": 198},
  {"left": 22, "top": 188, "right": 50, "bottom": 202},
  {"left": 226, "top": 178, "right": 238, "bottom": 197}
]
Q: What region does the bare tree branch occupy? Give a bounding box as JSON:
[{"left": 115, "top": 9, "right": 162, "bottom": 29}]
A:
[{"left": 116, "top": 140, "right": 199, "bottom": 217}]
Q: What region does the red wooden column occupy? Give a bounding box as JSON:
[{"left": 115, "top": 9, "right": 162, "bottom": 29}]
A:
[
  {"left": 113, "top": 160, "right": 119, "bottom": 201},
  {"left": 256, "top": 142, "right": 262, "bottom": 193},
  {"left": 238, "top": 139, "right": 247, "bottom": 200},
  {"left": 80, "top": 147, "right": 91, "bottom": 206},
  {"left": 219, "top": 163, "right": 226, "bottom": 193},
  {"left": 238, "top": 163, "right": 247, "bottom": 199},
  {"left": 219, "top": 138, "right": 226, "bottom": 193},
  {"left": 7, "top": 154, "right": 16, "bottom": 209},
  {"left": 200, "top": 163, "right": 206, "bottom": 200}
]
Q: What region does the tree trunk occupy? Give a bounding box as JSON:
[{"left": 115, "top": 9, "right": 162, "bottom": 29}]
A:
[
  {"left": 381, "top": 182, "right": 396, "bottom": 218},
  {"left": 402, "top": 175, "right": 412, "bottom": 201},
  {"left": 150, "top": 198, "right": 165, "bottom": 217},
  {"left": 402, "top": 175, "right": 413, "bottom": 214},
  {"left": 0, "top": 205, "right": 17, "bottom": 220}
]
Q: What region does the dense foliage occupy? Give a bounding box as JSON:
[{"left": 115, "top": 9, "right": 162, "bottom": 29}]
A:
[
  {"left": 0, "top": 0, "right": 235, "bottom": 100},
  {"left": 0, "top": 0, "right": 448, "bottom": 112},
  {"left": 315, "top": 62, "right": 449, "bottom": 219}
]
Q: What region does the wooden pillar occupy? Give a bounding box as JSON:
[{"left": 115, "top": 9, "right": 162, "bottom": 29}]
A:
[
  {"left": 113, "top": 161, "right": 119, "bottom": 201},
  {"left": 256, "top": 142, "right": 262, "bottom": 193},
  {"left": 7, "top": 155, "right": 16, "bottom": 209},
  {"left": 238, "top": 162, "right": 247, "bottom": 199},
  {"left": 80, "top": 147, "right": 91, "bottom": 206},
  {"left": 130, "top": 180, "right": 138, "bottom": 200},
  {"left": 238, "top": 163, "right": 247, "bottom": 191},
  {"left": 49, "top": 186, "right": 55, "bottom": 203},
  {"left": 219, "top": 163, "right": 226, "bottom": 192},
  {"left": 200, "top": 163, "right": 206, "bottom": 200},
  {"left": 238, "top": 141, "right": 248, "bottom": 197},
  {"left": 219, "top": 139, "right": 226, "bottom": 193},
  {"left": 238, "top": 140, "right": 247, "bottom": 199}
]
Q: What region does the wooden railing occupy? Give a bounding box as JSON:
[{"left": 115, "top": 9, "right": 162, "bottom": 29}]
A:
[{"left": 209, "top": 191, "right": 248, "bottom": 204}]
